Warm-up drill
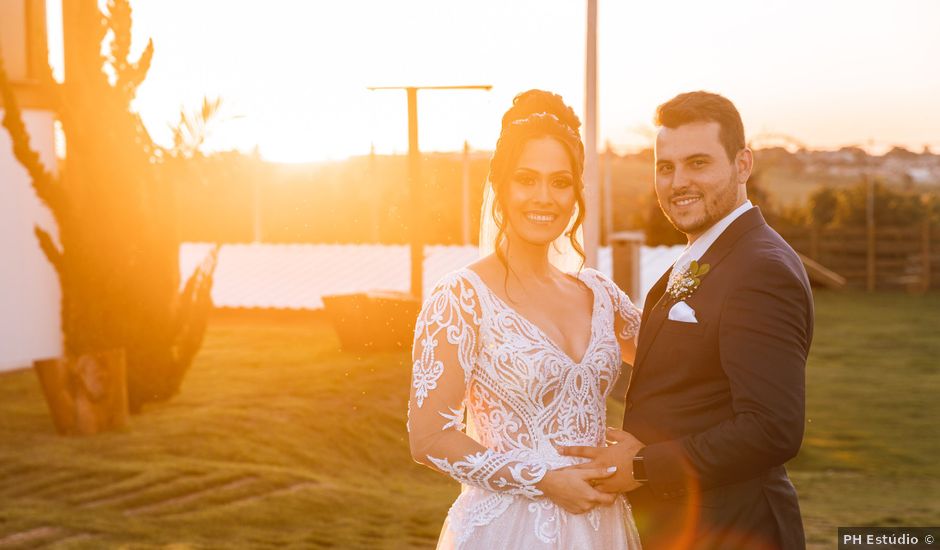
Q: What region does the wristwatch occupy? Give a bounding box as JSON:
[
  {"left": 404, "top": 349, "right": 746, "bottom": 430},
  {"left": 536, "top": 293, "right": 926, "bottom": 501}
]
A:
[{"left": 632, "top": 450, "right": 648, "bottom": 483}]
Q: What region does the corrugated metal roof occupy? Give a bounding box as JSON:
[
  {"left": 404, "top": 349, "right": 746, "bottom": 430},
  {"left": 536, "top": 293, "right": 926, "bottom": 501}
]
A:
[{"left": 180, "top": 243, "right": 685, "bottom": 310}]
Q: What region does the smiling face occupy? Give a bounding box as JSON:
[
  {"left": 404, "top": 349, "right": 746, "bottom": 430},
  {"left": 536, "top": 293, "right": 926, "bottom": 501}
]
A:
[
  {"left": 502, "top": 136, "right": 578, "bottom": 247},
  {"left": 655, "top": 121, "right": 752, "bottom": 240}
]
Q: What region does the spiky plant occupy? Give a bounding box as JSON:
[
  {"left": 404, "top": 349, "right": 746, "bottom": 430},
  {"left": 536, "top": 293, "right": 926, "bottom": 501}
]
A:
[{"left": 0, "top": 0, "right": 218, "bottom": 412}]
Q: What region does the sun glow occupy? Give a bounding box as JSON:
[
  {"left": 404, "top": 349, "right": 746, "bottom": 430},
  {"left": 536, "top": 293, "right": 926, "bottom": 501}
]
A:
[{"left": 45, "top": 0, "right": 940, "bottom": 162}]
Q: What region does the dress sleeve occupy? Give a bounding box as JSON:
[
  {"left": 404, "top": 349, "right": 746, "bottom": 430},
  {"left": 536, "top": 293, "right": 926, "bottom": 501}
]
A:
[
  {"left": 407, "top": 273, "right": 548, "bottom": 498},
  {"left": 592, "top": 270, "right": 641, "bottom": 343}
]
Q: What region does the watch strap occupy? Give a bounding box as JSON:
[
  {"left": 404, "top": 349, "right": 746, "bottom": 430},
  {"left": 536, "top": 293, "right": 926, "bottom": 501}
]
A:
[{"left": 632, "top": 452, "right": 648, "bottom": 483}]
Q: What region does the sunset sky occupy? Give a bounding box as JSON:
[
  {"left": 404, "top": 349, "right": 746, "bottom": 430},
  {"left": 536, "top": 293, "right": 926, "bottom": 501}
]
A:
[{"left": 47, "top": 0, "right": 940, "bottom": 162}]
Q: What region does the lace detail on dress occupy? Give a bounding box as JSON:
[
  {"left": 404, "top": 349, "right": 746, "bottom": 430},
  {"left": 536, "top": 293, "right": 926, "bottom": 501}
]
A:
[
  {"left": 412, "top": 360, "right": 444, "bottom": 409},
  {"left": 584, "top": 269, "right": 641, "bottom": 341},
  {"left": 411, "top": 274, "right": 481, "bottom": 407},
  {"left": 428, "top": 448, "right": 547, "bottom": 498},
  {"left": 615, "top": 299, "right": 642, "bottom": 341},
  {"left": 408, "top": 272, "right": 549, "bottom": 503},
  {"left": 440, "top": 405, "right": 467, "bottom": 431},
  {"left": 528, "top": 500, "right": 563, "bottom": 543},
  {"left": 408, "top": 268, "right": 641, "bottom": 547},
  {"left": 448, "top": 493, "right": 514, "bottom": 548}
]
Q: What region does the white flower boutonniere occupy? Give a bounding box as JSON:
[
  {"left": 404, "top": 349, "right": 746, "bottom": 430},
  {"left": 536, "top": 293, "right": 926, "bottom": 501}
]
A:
[{"left": 663, "top": 261, "right": 711, "bottom": 308}]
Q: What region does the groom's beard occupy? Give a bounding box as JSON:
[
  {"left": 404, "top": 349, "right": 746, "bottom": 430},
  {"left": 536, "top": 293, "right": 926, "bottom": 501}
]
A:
[{"left": 660, "top": 173, "right": 740, "bottom": 237}]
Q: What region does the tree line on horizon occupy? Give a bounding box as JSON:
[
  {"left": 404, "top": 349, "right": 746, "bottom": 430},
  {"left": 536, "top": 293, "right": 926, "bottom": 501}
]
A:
[{"left": 171, "top": 148, "right": 939, "bottom": 247}]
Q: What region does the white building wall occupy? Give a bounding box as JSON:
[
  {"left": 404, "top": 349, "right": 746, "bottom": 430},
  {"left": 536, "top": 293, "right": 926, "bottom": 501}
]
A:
[{"left": 0, "top": 109, "right": 61, "bottom": 372}]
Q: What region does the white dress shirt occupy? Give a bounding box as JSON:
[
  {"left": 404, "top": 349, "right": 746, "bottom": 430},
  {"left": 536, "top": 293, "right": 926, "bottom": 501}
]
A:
[{"left": 668, "top": 200, "right": 754, "bottom": 292}]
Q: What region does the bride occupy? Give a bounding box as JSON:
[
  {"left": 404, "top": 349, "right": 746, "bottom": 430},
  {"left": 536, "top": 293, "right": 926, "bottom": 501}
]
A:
[{"left": 408, "top": 90, "right": 643, "bottom": 549}]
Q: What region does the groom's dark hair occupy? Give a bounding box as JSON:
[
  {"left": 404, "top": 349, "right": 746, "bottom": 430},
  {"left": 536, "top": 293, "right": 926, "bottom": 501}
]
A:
[{"left": 655, "top": 91, "right": 745, "bottom": 161}]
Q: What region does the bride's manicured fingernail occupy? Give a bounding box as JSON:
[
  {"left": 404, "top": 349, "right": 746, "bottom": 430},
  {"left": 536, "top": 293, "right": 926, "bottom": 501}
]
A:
[{"left": 607, "top": 466, "right": 617, "bottom": 473}]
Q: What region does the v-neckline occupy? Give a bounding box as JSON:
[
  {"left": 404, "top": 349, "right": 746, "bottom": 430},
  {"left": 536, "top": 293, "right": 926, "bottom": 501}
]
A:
[{"left": 461, "top": 268, "right": 599, "bottom": 365}]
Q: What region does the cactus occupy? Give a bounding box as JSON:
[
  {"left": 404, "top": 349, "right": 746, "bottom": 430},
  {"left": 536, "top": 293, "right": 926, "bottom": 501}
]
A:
[{"left": 0, "top": 0, "right": 219, "bottom": 412}]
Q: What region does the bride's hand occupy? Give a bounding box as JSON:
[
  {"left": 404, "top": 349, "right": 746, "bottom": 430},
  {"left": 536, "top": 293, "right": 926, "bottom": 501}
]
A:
[{"left": 535, "top": 466, "right": 618, "bottom": 514}]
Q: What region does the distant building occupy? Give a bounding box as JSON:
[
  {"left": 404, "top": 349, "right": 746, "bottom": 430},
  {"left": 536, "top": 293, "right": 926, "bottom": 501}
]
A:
[{"left": 906, "top": 167, "right": 935, "bottom": 185}]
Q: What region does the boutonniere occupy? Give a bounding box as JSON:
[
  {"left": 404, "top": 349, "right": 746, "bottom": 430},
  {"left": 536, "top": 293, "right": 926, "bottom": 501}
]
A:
[{"left": 663, "top": 261, "right": 711, "bottom": 307}]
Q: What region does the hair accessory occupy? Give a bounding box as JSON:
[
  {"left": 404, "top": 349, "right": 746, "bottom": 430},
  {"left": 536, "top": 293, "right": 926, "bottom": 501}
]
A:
[
  {"left": 509, "top": 112, "right": 578, "bottom": 135},
  {"left": 510, "top": 112, "right": 561, "bottom": 125}
]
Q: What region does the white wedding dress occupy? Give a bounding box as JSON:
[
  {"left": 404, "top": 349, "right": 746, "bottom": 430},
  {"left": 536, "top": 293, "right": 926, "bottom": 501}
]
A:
[{"left": 408, "top": 267, "right": 643, "bottom": 550}]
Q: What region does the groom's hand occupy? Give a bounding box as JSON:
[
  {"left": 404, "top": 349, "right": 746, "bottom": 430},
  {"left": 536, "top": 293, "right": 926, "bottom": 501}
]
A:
[{"left": 560, "top": 428, "right": 645, "bottom": 493}]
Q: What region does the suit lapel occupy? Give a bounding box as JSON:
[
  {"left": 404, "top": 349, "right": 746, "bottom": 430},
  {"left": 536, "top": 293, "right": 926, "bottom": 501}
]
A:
[
  {"left": 641, "top": 268, "right": 672, "bottom": 323},
  {"left": 631, "top": 268, "right": 672, "bottom": 374},
  {"left": 694, "top": 207, "right": 767, "bottom": 272}
]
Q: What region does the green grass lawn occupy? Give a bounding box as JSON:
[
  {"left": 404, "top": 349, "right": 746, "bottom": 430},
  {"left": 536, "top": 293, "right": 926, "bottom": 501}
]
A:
[{"left": 1, "top": 292, "right": 937, "bottom": 549}]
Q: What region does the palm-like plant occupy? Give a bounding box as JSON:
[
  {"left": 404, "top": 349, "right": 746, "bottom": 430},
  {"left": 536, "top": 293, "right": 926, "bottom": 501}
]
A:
[{"left": 0, "top": 0, "right": 218, "bottom": 412}]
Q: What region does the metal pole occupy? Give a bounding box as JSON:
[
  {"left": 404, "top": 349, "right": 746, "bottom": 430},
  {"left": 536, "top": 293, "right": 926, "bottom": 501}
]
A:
[
  {"left": 252, "top": 177, "right": 262, "bottom": 243},
  {"left": 866, "top": 155, "right": 875, "bottom": 292},
  {"left": 462, "top": 140, "right": 471, "bottom": 244},
  {"left": 367, "top": 85, "right": 491, "bottom": 301},
  {"left": 922, "top": 199, "right": 931, "bottom": 292},
  {"left": 583, "top": 0, "right": 600, "bottom": 268},
  {"left": 603, "top": 141, "right": 614, "bottom": 245},
  {"left": 407, "top": 87, "right": 422, "bottom": 300},
  {"left": 369, "top": 142, "right": 380, "bottom": 242}
]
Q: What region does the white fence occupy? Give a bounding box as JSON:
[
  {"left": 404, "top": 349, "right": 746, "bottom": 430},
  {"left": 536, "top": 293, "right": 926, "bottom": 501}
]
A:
[
  {"left": 2, "top": 230, "right": 682, "bottom": 373},
  {"left": 180, "top": 243, "right": 684, "bottom": 310}
]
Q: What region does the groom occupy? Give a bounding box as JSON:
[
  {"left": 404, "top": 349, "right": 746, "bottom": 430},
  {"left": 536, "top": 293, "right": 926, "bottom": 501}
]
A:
[{"left": 564, "top": 91, "right": 813, "bottom": 549}]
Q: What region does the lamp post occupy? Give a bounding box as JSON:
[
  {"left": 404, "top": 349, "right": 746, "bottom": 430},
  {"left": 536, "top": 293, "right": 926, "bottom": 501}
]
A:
[
  {"left": 462, "top": 140, "right": 472, "bottom": 245},
  {"left": 367, "top": 85, "right": 491, "bottom": 300},
  {"left": 583, "top": 0, "right": 599, "bottom": 268},
  {"left": 865, "top": 141, "right": 875, "bottom": 292}
]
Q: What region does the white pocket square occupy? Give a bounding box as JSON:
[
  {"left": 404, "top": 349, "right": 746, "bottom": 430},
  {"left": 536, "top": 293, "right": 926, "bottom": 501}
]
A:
[{"left": 668, "top": 301, "right": 698, "bottom": 323}]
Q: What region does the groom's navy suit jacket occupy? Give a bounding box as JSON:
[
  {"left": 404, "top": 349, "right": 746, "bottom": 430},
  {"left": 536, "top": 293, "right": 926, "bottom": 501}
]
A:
[{"left": 623, "top": 208, "right": 813, "bottom": 550}]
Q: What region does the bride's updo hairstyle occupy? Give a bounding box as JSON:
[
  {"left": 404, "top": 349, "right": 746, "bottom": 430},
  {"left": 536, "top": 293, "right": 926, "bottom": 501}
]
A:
[{"left": 487, "top": 89, "right": 586, "bottom": 271}]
